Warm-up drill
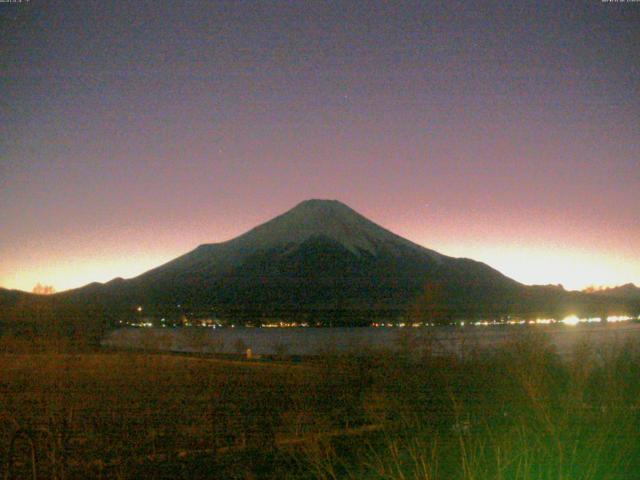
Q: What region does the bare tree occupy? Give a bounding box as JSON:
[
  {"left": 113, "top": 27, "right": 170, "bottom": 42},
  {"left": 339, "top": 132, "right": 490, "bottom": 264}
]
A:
[{"left": 32, "top": 283, "right": 56, "bottom": 295}]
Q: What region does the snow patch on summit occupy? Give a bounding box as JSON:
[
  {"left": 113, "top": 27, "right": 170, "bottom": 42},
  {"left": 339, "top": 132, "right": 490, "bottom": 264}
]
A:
[{"left": 224, "top": 199, "right": 443, "bottom": 260}]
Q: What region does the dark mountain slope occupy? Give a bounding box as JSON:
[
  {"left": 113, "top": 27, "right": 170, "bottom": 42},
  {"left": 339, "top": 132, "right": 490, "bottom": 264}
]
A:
[{"left": 588, "top": 283, "right": 640, "bottom": 301}]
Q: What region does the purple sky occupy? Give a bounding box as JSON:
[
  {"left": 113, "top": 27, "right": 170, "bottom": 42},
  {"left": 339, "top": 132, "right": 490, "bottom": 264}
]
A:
[{"left": 1, "top": 0, "right": 639, "bottom": 292}]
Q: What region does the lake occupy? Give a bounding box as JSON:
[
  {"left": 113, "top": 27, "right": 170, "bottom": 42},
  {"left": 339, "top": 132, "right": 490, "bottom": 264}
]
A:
[{"left": 103, "top": 321, "right": 640, "bottom": 358}]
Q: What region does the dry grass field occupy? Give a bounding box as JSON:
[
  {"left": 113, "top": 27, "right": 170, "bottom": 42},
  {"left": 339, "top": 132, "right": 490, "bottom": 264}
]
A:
[{"left": 1, "top": 330, "right": 640, "bottom": 479}]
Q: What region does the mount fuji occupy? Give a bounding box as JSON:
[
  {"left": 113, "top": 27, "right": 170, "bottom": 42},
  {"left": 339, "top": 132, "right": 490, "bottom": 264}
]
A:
[{"left": 3, "top": 200, "right": 634, "bottom": 326}]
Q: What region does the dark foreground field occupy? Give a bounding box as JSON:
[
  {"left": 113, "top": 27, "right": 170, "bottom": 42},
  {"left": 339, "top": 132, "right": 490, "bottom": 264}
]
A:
[{"left": 1, "top": 331, "right": 640, "bottom": 479}]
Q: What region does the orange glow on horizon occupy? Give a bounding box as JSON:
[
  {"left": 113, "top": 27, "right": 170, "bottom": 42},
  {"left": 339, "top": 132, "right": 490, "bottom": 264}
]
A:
[
  {"left": 422, "top": 243, "right": 639, "bottom": 292},
  {"left": 2, "top": 242, "right": 637, "bottom": 294},
  {"left": 1, "top": 254, "right": 177, "bottom": 293}
]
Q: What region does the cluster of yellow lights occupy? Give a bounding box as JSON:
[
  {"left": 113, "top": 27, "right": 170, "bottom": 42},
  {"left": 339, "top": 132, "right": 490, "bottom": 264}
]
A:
[
  {"left": 124, "top": 305, "right": 639, "bottom": 329},
  {"left": 372, "top": 322, "right": 425, "bottom": 327},
  {"left": 128, "top": 321, "right": 153, "bottom": 327},
  {"left": 370, "top": 317, "right": 639, "bottom": 328},
  {"left": 263, "top": 322, "right": 309, "bottom": 328}
]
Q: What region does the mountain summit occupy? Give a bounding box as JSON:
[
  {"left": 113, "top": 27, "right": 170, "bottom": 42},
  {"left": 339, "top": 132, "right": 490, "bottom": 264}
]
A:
[
  {"left": 229, "top": 198, "right": 413, "bottom": 255},
  {"left": 201, "top": 199, "right": 443, "bottom": 258}
]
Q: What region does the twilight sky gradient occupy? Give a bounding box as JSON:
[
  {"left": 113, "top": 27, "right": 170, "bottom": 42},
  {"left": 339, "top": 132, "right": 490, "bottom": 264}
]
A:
[{"left": 1, "top": 0, "right": 639, "bottom": 293}]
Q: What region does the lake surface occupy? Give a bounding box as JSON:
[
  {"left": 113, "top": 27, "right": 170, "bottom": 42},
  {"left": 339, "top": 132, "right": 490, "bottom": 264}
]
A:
[{"left": 103, "top": 322, "right": 640, "bottom": 358}]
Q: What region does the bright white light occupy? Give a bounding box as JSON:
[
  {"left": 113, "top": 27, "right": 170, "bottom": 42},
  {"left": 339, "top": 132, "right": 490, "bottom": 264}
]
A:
[
  {"left": 562, "top": 315, "right": 580, "bottom": 326},
  {"left": 607, "top": 315, "right": 631, "bottom": 323}
]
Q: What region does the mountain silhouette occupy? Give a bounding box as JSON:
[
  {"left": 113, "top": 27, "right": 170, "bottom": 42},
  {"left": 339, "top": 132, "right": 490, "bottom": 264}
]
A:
[
  {"left": 587, "top": 283, "right": 640, "bottom": 301},
  {"left": 2, "top": 200, "right": 637, "bottom": 328},
  {"left": 49, "top": 199, "right": 635, "bottom": 324}
]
